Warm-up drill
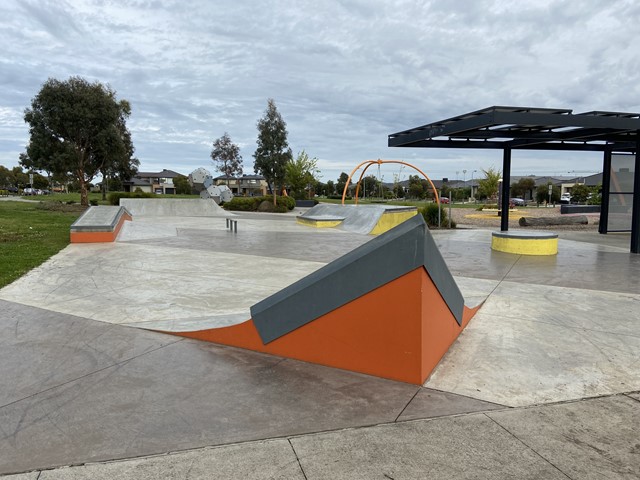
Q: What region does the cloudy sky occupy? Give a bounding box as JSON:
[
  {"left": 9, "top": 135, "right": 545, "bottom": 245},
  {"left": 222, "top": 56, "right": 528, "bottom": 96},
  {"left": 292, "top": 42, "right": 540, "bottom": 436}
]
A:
[{"left": 1, "top": 0, "right": 639, "bottom": 184}]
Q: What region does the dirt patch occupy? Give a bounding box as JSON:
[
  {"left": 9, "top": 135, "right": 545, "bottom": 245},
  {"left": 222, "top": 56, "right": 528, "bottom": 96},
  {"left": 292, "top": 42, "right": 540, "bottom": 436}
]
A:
[{"left": 450, "top": 206, "right": 599, "bottom": 231}]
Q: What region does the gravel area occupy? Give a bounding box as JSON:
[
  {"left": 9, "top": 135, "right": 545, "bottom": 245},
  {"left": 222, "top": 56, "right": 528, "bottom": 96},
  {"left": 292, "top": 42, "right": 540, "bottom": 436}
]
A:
[{"left": 447, "top": 205, "right": 600, "bottom": 231}]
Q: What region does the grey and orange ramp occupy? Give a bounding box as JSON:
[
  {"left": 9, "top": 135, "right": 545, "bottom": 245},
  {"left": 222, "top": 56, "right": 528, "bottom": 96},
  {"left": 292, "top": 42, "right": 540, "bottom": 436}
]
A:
[{"left": 171, "top": 215, "right": 480, "bottom": 385}]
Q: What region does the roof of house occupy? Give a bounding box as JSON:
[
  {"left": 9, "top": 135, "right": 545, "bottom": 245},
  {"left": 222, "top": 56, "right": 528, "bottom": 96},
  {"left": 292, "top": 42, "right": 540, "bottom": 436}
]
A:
[{"left": 136, "top": 169, "right": 183, "bottom": 179}]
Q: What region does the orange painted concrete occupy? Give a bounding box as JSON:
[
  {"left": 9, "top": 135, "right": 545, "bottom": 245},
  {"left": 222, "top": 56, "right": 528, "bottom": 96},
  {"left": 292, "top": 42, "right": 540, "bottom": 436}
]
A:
[
  {"left": 70, "top": 212, "right": 132, "bottom": 243},
  {"left": 170, "top": 267, "right": 480, "bottom": 385}
]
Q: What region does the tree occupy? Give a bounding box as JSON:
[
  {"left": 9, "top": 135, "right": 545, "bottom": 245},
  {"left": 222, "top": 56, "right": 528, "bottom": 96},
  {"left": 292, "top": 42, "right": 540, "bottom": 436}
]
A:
[
  {"left": 570, "top": 183, "right": 591, "bottom": 204},
  {"left": 173, "top": 174, "right": 192, "bottom": 194},
  {"left": 253, "top": 99, "right": 292, "bottom": 204},
  {"left": 23, "top": 76, "right": 136, "bottom": 206},
  {"left": 211, "top": 132, "right": 243, "bottom": 183},
  {"left": 408, "top": 179, "right": 424, "bottom": 199},
  {"left": 325, "top": 180, "right": 335, "bottom": 196},
  {"left": 98, "top": 110, "right": 139, "bottom": 200},
  {"left": 336, "top": 172, "right": 351, "bottom": 197},
  {"left": 535, "top": 182, "right": 560, "bottom": 204},
  {"left": 477, "top": 167, "right": 501, "bottom": 200},
  {"left": 511, "top": 177, "right": 536, "bottom": 199},
  {"left": 285, "top": 150, "right": 320, "bottom": 200}
]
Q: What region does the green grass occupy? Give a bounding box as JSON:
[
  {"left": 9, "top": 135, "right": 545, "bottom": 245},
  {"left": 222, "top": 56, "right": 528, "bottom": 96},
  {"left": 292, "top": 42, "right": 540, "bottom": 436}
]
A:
[
  {"left": 21, "top": 192, "right": 200, "bottom": 205},
  {"left": 0, "top": 201, "right": 83, "bottom": 288}
]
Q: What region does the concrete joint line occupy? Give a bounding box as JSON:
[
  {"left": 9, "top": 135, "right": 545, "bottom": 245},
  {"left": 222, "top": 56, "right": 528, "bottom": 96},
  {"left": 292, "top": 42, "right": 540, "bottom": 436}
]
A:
[
  {"left": 0, "top": 338, "right": 184, "bottom": 411},
  {"left": 287, "top": 438, "right": 309, "bottom": 480},
  {"left": 483, "top": 413, "right": 573, "bottom": 480},
  {"left": 393, "top": 387, "right": 422, "bottom": 422},
  {"left": 624, "top": 392, "right": 640, "bottom": 403}
]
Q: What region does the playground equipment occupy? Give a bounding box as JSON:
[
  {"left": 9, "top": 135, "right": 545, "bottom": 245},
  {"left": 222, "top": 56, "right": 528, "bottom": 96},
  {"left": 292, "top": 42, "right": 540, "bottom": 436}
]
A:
[
  {"left": 188, "top": 168, "right": 233, "bottom": 204},
  {"left": 341, "top": 159, "right": 440, "bottom": 205}
]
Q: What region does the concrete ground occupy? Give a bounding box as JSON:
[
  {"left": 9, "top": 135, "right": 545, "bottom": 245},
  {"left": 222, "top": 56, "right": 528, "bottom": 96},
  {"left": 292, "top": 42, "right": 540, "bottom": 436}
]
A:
[{"left": 1, "top": 206, "right": 639, "bottom": 479}]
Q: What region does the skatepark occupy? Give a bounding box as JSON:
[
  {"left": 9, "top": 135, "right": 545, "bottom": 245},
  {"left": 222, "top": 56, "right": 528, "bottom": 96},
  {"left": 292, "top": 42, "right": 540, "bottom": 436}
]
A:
[{"left": 1, "top": 198, "right": 639, "bottom": 478}]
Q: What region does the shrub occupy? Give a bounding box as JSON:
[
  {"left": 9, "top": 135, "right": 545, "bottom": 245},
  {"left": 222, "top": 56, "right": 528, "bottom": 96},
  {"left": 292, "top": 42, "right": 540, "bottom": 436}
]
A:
[
  {"left": 223, "top": 195, "right": 294, "bottom": 212},
  {"left": 257, "top": 200, "right": 288, "bottom": 213},
  {"left": 327, "top": 194, "right": 352, "bottom": 200},
  {"left": 89, "top": 199, "right": 99, "bottom": 206},
  {"left": 223, "top": 196, "right": 261, "bottom": 211},
  {"left": 279, "top": 195, "right": 296, "bottom": 210},
  {"left": 419, "top": 203, "right": 455, "bottom": 228},
  {"left": 108, "top": 191, "right": 155, "bottom": 205}
]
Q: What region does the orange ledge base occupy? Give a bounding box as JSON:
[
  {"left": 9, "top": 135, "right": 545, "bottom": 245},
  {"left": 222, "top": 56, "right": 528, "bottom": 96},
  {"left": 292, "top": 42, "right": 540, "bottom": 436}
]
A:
[
  {"left": 70, "top": 212, "right": 132, "bottom": 243},
  {"left": 169, "top": 267, "right": 480, "bottom": 385}
]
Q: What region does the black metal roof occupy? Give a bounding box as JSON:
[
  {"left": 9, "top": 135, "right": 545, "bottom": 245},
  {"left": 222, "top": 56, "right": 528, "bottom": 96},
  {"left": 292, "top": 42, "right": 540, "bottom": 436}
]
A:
[{"left": 389, "top": 106, "right": 640, "bottom": 152}]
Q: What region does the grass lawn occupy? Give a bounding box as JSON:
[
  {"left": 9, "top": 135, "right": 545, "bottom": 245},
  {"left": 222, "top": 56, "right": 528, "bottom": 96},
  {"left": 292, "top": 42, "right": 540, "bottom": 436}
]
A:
[
  {"left": 20, "top": 192, "right": 201, "bottom": 205},
  {"left": 0, "top": 201, "right": 83, "bottom": 288}
]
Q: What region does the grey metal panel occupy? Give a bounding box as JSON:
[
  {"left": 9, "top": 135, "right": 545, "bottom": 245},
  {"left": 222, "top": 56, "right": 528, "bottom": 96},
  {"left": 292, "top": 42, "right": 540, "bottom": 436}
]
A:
[
  {"left": 250, "top": 214, "right": 465, "bottom": 344},
  {"left": 422, "top": 227, "right": 465, "bottom": 325}
]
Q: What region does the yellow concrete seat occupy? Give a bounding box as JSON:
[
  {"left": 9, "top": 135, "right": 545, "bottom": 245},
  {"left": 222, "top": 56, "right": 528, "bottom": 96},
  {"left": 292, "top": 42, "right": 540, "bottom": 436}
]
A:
[{"left": 491, "top": 231, "right": 558, "bottom": 255}]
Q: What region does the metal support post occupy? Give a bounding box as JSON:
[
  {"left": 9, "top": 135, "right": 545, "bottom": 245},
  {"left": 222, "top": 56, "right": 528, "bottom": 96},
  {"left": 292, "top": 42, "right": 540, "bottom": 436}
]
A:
[
  {"left": 631, "top": 138, "right": 640, "bottom": 253},
  {"left": 500, "top": 148, "right": 512, "bottom": 231},
  {"left": 599, "top": 149, "right": 612, "bottom": 235}
]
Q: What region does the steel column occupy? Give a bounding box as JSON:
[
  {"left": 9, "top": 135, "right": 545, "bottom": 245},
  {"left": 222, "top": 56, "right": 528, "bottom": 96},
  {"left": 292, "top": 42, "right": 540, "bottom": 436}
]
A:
[
  {"left": 500, "top": 148, "right": 512, "bottom": 231},
  {"left": 631, "top": 137, "right": 640, "bottom": 253},
  {"left": 599, "top": 149, "right": 612, "bottom": 235}
]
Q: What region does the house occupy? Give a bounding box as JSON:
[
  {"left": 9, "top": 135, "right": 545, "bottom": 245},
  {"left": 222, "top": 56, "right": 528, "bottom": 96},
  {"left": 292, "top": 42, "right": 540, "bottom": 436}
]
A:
[
  {"left": 123, "top": 169, "right": 182, "bottom": 194},
  {"left": 213, "top": 174, "right": 268, "bottom": 197}
]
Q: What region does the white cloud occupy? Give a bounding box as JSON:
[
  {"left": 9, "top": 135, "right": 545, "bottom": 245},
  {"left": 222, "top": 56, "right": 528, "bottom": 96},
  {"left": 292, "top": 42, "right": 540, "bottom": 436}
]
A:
[{"left": 1, "top": 0, "right": 638, "bottom": 182}]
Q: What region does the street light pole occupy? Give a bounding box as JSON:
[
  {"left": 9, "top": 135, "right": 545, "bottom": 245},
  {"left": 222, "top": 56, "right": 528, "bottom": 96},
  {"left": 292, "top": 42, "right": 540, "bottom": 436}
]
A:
[{"left": 471, "top": 170, "right": 477, "bottom": 200}]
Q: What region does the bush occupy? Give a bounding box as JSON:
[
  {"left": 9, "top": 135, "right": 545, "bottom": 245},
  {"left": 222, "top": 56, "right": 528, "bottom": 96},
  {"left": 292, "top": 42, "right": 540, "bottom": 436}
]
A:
[
  {"left": 283, "top": 196, "right": 295, "bottom": 210},
  {"left": 327, "top": 194, "right": 352, "bottom": 200},
  {"left": 0, "top": 189, "right": 8, "bottom": 196},
  {"left": 419, "top": 203, "right": 456, "bottom": 228},
  {"left": 223, "top": 195, "right": 294, "bottom": 212},
  {"left": 477, "top": 204, "right": 498, "bottom": 210},
  {"left": 89, "top": 199, "right": 99, "bottom": 206},
  {"left": 108, "top": 191, "right": 155, "bottom": 205},
  {"left": 223, "top": 196, "right": 261, "bottom": 211},
  {"left": 257, "top": 200, "right": 288, "bottom": 213}
]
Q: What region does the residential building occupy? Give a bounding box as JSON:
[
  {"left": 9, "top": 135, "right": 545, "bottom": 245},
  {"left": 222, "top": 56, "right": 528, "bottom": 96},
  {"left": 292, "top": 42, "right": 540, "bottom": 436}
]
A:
[
  {"left": 213, "top": 174, "right": 268, "bottom": 197},
  {"left": 123, "top": 169, "right": 182, "bottom": 194}
]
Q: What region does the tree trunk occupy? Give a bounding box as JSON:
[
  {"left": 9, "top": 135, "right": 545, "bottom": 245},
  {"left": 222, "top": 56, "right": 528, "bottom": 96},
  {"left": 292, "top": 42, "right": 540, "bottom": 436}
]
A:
[
  {"left": 518, "top": 216, "right": 588, "bottom": 227},
  {"left": 79, "top": 172, "right": 89, "bottom": 207}
]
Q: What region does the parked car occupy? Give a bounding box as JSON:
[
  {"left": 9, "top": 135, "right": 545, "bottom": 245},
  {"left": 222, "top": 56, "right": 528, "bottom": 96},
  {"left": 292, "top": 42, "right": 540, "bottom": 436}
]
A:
[
  {"left": 510, "top": 197, "right": 525, "bottom": 206},
  {"left": 560, "top": 193, "right": 571, "bottom": 204},
  {"left": 440, "top": 196, "right": 450, "bottom": 204}
]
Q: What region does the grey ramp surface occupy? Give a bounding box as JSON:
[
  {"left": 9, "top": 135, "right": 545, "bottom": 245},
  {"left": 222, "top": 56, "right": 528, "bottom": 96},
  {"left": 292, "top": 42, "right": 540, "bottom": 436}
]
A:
[
  {"left": 119, "top": 198, "right": 230, "bottom": 217},
  {"left": 0, "top": 299, "right": 178, "bottom": 407},
  {"left": 0, "top": 317, "right": 419, "bottom": 474},
  {"left": 251, "top": 215, "right": 465, "bottom": 344},
  {"left": 299, "top": 203, "right": 413, "bottom": 234}
]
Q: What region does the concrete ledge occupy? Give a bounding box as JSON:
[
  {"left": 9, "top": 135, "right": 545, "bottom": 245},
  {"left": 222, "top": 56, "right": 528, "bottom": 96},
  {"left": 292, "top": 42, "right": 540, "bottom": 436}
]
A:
[
  {"left": 370, "top": 208, "right": 418, "bottom": 235},
  {"left": 296, "top": 215, "right": 345, "bottom": 228},
  {"left": 491, "top": 231, "right": 558, "bottom": 255},
  {"left": 560, "top": 205, "right": 600, "bottom": 214},
  {"left": 70, "top": 206, "right": 132, "bottom": 243}
]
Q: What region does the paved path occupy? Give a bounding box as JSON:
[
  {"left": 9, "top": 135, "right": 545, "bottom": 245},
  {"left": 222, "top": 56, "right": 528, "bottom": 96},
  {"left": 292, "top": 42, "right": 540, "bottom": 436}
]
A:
[{"left": 0, "top": 212, "right": 639, "bottom": 478}]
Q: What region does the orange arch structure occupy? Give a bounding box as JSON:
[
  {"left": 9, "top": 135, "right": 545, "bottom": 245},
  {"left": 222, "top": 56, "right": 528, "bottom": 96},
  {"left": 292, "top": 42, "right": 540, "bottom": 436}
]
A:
[{"left": 341, "top": 159, "right": 440, "bottom": 205}]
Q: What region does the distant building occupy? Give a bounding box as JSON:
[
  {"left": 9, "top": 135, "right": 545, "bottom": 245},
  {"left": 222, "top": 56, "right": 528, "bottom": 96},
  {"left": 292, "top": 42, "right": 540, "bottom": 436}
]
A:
[
  {"left": 123, "top": 169, "right": 182, "bottom": 194},
  {"left": 213, "top": 174, "right": 268, "bottom": 197}
]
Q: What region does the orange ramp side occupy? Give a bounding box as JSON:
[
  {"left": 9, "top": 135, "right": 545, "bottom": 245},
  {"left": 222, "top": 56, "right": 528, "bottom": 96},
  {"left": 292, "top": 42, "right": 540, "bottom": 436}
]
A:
[{"left": 171, "top": 267, "right": 480, "bottom": 385}]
